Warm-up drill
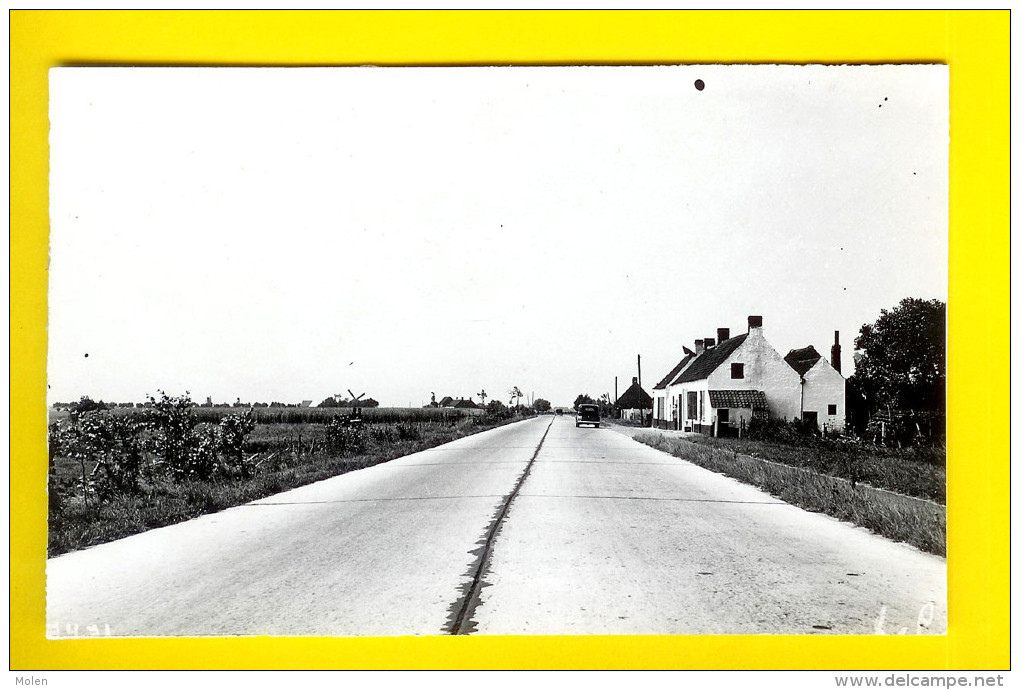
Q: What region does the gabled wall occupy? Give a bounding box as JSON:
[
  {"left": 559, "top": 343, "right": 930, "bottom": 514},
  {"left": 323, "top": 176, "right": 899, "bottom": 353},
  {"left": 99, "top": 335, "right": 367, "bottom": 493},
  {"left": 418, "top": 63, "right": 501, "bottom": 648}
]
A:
[
  {"left": 675, "top": 327, "right": 801, "bottom": 432},
  {"left": 704, "top": 328, "right": 801, "bottom": 422},
  {"left": 801, "top": 357, "right": 846, "bottom": 432}
]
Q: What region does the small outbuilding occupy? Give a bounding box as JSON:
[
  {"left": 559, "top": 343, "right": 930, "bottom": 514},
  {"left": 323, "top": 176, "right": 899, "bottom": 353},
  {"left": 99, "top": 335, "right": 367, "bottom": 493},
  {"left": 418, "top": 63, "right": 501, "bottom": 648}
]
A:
[
  {"left": 784, "top": 335, "right": 846, "bottom": 433},
  {"left": 615, "top": 377, "right": 653, "bottom": 423}
]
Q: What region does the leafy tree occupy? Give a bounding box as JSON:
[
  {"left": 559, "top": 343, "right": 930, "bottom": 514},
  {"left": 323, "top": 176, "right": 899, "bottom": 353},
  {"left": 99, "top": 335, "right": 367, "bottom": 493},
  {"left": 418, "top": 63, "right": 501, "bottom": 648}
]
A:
[
  {"left": 598, "top": 393, "right": 615, "bottom": 418},
  {"left": 851, "top": 298, "right": 946, "bottom": 415},
  {"left": 573, "top": 394, "right": 596, "bottom": 410},
  {"left": 533, "top": 398, "right": 552, "bottom": 413}
]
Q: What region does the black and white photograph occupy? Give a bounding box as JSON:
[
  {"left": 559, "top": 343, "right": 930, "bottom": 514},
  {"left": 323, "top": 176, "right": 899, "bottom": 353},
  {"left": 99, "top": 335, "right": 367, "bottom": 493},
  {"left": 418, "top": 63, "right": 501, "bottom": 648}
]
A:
[{"left": 45, "top": 65, "right": 948, "bottom": 638}]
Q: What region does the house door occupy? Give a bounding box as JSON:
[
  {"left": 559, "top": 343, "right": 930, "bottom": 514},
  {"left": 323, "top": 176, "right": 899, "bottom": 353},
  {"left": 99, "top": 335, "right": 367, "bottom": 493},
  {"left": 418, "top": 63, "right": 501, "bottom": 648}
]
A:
[
  {"left": 717, "top": 408, "right": 730, "bottom": 437},
  {"left": 803, "top": 411, "right": 818, "bottom": 430}
]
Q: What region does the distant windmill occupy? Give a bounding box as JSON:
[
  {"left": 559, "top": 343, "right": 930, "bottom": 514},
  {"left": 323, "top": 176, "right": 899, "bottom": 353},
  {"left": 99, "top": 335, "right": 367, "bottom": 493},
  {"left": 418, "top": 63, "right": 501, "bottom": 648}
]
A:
[
  {"left": 477, "top": 389, "right": 487, "bottom": 406},
  {"left": 346, "top": 389, "right": 367, "bottom": 427}
]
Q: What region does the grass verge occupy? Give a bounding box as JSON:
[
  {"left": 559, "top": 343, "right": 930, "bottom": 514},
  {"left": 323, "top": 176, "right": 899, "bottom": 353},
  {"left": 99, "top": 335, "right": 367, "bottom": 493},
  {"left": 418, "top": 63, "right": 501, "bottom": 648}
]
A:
[{"left": 633, "top": 431, "right": 946, "bottom": 556}]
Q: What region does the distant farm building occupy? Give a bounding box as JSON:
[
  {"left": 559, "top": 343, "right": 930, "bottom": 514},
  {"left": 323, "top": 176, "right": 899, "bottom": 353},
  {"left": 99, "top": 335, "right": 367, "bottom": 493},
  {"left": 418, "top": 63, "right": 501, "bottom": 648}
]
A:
[
  {"left": 433, "top": 396, "right": 480, "bottom": 410},
  {"left": 614, "top": 377, "right": 652, "bottom": 423}
]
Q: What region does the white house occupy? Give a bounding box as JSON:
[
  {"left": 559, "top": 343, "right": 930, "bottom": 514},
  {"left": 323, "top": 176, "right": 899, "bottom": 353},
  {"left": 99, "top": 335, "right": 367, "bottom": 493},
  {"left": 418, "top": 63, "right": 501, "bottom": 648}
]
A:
[
  {"left": 666, "top": 316, "right": 801, "bottom": 436},
  {"left": 784, "top": 334, "right": 846, "bottom": 433}
]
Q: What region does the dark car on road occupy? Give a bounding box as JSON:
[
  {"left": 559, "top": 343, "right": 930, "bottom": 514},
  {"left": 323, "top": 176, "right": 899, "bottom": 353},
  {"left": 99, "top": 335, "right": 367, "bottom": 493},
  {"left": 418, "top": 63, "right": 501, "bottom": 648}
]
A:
[{"left": 575, "top": 404, "right": 601, "bottom": 428}]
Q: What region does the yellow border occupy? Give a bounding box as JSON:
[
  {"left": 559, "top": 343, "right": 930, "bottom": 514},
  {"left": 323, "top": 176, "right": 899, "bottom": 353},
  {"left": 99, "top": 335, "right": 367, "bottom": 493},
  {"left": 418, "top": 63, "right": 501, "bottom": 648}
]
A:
[{"left": 11, "top": 10, "right": 1009, "bottom": 670}]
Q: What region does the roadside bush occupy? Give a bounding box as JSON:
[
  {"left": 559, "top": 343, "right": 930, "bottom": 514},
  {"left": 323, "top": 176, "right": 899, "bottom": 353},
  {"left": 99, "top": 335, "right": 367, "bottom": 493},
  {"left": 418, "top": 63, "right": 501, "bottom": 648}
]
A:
[
  {"left": 217, "top": 412, "right": 257, "bottom": 478},
  {"left": 325, "top": 417, "right": 366, "bottom": 456},
  {"left": 141, "top": 393, "right": 258, "bottom": 480},
  {"left": 480, "top": 400, "right": 513, "bottom": 424},
  {"left": 142, "top": 392, "right": 205, "bottom": 479},
  {"left": 746, "top": 416, "right": 807, "bottom": 445}
]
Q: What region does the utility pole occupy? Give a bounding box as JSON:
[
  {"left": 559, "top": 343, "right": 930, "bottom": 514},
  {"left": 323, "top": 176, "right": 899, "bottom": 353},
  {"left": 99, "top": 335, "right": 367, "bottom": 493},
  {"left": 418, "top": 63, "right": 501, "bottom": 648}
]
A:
[
  {"left": 615, "top": 376, "right": 618, "bottom": 404},
  {"left": 637, "top": 354, "right": 642, "bottom": 391}
]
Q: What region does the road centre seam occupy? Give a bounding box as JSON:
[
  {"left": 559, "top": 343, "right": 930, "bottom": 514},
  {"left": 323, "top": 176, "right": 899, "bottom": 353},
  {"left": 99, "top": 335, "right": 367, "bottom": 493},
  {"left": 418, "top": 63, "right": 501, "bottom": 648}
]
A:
[{"left": 447, "top": 418, "right": 554, "bottom": 635}]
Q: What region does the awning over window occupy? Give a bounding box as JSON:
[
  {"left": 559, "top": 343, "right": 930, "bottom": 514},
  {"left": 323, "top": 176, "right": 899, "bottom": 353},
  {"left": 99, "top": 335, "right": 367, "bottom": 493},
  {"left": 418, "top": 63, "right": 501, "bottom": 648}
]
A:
[{"left": 708, "top": 389, "right": 768, "bottom": 410}]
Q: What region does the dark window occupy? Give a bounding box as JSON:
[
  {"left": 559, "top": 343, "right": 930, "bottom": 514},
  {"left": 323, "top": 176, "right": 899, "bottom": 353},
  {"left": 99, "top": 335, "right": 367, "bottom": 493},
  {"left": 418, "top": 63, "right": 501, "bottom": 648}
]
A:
[
  {"left": 731, "top": 363, "right": 744, "bottom": 379},
  {"left": 828, "top": 404, "right": 837, "bottom": 415}
]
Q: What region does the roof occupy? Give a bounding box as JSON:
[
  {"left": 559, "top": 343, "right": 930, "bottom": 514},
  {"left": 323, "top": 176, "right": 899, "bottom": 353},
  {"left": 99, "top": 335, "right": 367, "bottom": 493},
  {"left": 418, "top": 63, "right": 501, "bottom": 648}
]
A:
[
  {"left": 653, "top": 353, "right": 695, "bottom": 390},
  {"left": 674, "top": 334, "right": 748, "bottom": 383},
  {"left": 784, "top": 346, "right": 822, "bottom": 377},
  {"left": 708, "top": 389, "right": 769, "bottom": 410},
  {"left": 615, "top": 382, "right": 653, "bottom": 410},
  {"left": 452, "top": 398, "right": 479, "bottom": 409}
]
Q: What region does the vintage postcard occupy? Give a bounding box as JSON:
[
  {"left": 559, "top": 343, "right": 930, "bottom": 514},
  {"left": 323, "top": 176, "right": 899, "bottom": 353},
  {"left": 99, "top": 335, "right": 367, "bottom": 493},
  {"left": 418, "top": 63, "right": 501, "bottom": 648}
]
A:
[{"left": 45, "top": 65, "right": 948, "bottom": 638}]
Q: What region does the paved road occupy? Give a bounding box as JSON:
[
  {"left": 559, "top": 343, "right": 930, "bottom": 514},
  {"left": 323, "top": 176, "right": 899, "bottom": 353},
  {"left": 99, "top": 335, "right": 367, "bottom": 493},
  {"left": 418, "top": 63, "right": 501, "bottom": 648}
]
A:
[{"left": 47, "top": 416, "right": 946, "bottom": 637}]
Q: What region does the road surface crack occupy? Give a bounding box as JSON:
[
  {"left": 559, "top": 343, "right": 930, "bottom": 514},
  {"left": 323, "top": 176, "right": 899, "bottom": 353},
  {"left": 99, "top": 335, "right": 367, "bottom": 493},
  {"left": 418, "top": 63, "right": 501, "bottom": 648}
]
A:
[{"left": 446, "top": 418, "right": 553, "bottom": 635}]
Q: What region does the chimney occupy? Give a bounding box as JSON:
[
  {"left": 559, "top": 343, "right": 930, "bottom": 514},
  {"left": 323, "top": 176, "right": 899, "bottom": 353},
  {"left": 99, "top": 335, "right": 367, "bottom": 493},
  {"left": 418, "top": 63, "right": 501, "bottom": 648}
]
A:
[
  {"left": 748, "top": 315, "right": 763, "bottom": 333},
  {"left": 717, "top": 327, "right": 730, "bottom": 342},
  {"left": 632, "top": 377, "right": 638, "bottom": 386},
  {"left": 695, "top": 339, "right": 705, "bottom": 354},
  {"left": 831, "top": 330, "right": 842, "bottom": 373},
  {"left": 704, "top": 337, "right": 716, "bottom": 349}
]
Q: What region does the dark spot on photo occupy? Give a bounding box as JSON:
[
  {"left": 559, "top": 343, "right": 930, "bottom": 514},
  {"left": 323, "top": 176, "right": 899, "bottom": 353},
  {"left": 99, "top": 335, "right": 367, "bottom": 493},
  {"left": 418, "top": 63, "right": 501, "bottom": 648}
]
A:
[{"left": 694, "top": 79, "right": 705, "bottom": 91}]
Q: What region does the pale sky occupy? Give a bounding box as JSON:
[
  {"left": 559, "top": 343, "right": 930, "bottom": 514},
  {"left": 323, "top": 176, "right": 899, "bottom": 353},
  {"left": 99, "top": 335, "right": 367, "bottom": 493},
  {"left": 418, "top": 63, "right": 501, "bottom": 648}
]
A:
[{"left": 47, "top": 65, "right": 948, "bottom": 408}]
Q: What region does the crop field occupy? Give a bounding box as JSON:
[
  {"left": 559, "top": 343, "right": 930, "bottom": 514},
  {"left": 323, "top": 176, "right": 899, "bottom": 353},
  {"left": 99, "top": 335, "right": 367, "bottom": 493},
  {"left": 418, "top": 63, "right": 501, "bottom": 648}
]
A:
[{"left": 48, "top": 405, "right": 484, "bottom": 426}]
